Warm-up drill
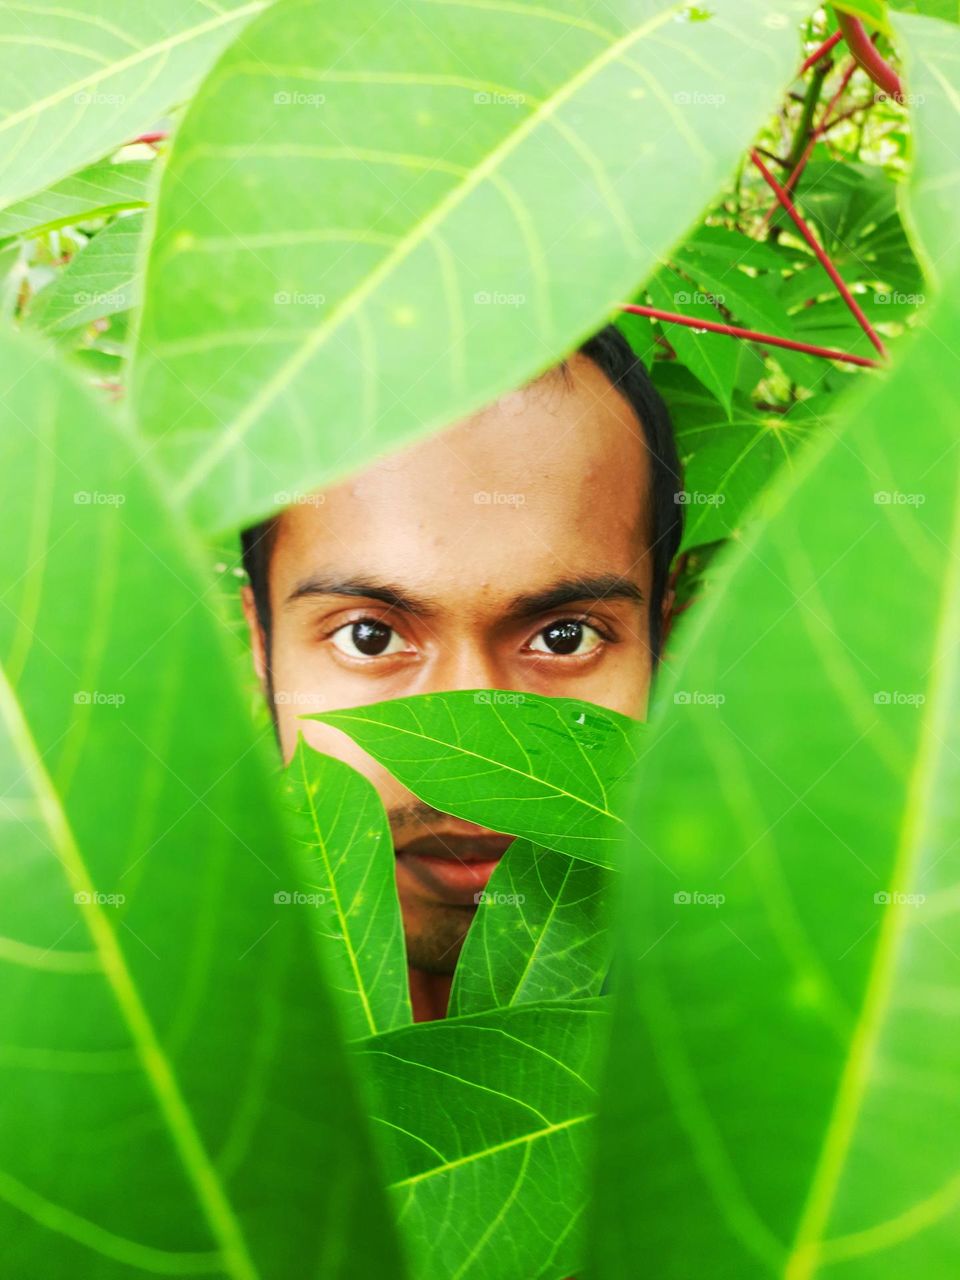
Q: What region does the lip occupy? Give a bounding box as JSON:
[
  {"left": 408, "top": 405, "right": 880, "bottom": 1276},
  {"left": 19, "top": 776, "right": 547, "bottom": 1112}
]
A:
[{"left": 396, "top": 834, "right": 514, "bottom": 906}]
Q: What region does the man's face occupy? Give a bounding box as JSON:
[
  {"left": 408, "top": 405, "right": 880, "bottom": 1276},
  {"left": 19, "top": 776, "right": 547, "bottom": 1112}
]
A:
[{"left": 243, "top": 353, "right": 658, "bottom": 973}]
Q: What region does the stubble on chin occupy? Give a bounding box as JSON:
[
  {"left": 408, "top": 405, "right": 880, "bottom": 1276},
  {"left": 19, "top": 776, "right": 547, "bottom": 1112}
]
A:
[{"left": 404, "top": 905, "right": 475, "bottom": 974}]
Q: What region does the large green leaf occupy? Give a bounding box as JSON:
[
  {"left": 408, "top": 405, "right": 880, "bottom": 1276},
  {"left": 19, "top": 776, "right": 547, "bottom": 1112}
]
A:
[
  {"left": 592, "top": 273, "right": 960, "bottom": 1275},
  {"left": 29, "top": 212, "right": 145, "bottom": 336},
  {"left": 362, "top": 999, "right": 607, "bottom": 1280},
  {"left": 0, "top": 327, "right": 402, "bottom": 1277},
  {"left": 131, "top": 0, "right": 807, "bottom": 532},
  {"left": 311, "top": 691, "right": 640, "bottom": 868},
  {"left": 893, "top": 11, "right": 960, "bottom": 285},
  {"left": 0, "top": 0, "right": 264, "bottom": 209},
  {"left": 283, "top": 740, "right": 411, "bottom": 1040},
  {"left": 449, "top": 840, "right": 610, "bottom": 1017},
  {"left": 0, "top": 160, "right": 150, "bottom": 242}
]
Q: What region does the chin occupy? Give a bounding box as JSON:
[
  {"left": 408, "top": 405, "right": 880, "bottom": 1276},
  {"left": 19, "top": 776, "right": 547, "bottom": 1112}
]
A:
[{"left": 404, "top": 907, "right": 474, "bottom": 973}]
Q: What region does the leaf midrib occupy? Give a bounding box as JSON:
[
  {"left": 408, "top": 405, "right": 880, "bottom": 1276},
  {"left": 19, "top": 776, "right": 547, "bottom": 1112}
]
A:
[
  {"left": 784, "top": 470, "right": 960, "bottom": 1278},
  {"left": 0, "top": 664, "right": 259, "bottom": 1280},
  {"left": 169, "top": 1, "right": 682, "bottom": 502}
]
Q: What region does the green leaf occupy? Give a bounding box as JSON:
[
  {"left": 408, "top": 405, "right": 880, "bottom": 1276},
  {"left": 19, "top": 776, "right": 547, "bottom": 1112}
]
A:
[
  {"left": 131, "top": 0, "right": 808, "bottom": 532},
  {"left": 593, "top": 273, "right": 960, "bottom": 1276},
  {"left": 449, "top": 839, "right": 611, "bottom": 1017},
  {"left": 834, "top": 0, "right": 892, "bottom": 30},
  {"left": 0, "top": 326, "right": 403, "bottom": 1277},
  {"left": 893, "top": 11, "right": 960, "bottom": 285},
  {"left": 654, "top": 363, "right": 824, "bottom": 549},
  {"left": 28, "top": 212, "right": 144, "bottom": 336},
  {"left": 0, "top": 160, "right": 150, "bottom": 242},
  {"left": 362, "top": 999, "right": 607, "bottom": 1280},
  {"left": 311, "top": 691, "right": 640, "bottom": 868},
  {"left": 0, "top": 0, "right": 264, "bottom": 209},
  {"left": 646, "top": 266, "right": 739, "bottom": 414},
  {"left": 282, "top": 740, "right": 412, "bottom": 1040}
]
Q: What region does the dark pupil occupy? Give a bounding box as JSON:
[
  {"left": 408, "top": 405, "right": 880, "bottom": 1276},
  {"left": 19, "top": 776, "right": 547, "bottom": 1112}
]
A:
[
  {"left": 543, "top": 620, "right": 583, "bottom": 655},
  {"left": 352, "top": 619, "right": 392, "bottom": 656}
]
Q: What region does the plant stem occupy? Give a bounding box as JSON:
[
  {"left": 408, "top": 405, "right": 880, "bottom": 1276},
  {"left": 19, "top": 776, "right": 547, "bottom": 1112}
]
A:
[
  {"left": 617, "top": 304, "right": 880, "bottom": 369},
  {"left": 751, "top": 149, "right": 887, "bottom": 358}
]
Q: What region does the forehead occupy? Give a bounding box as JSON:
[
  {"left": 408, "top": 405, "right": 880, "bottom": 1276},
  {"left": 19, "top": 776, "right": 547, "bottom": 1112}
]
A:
[{"left": 269, "top": 353, "right": 651, "bottom": 610}]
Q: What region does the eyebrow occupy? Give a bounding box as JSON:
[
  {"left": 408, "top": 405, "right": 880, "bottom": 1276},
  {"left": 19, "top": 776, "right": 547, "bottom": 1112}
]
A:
[
  {"left": 285, "top": 572, "right": 643, "bottom": 618},
  {"left": 285, "top": 575, "right": 441, "bottom": 615},
  {"left": 506, "top": 575, "right": 644, "bottom": 618}
]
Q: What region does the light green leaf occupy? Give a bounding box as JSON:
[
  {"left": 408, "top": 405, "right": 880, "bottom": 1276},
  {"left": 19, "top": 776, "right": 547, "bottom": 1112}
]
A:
[
  {"left": 131, "top": 0, "right": 808, "bottom": 532},
  {"left": 893, "top": 11, "right": 960, "bottom": 285},
  {"left": 834, "top": 0, "right": 892, "bottom": 30},
  {"left": 0, "top": 325, "right": 403, "bottom": 1277},
  {"left": 28, "top": 212, "right": 144, "bottom": 335},
  {"left": 449, "top": 840, "right": 611, "bottom": 1016},
  {"left": 363, "top": 999, "right": 607, "bottom": 1280},
  {"left": 311, "top": 691, "right": 640, "bottom": 868},
  {"left": 646, "top": 266, "right": 739, "bottom": 414},
  {"left": 0, "top": 0, "right": 265, "bottom": 209},
  {"left": 593, "top": 272, "right": 960, "bottom": 1276},
  {"left": 0, "top": 160, "right": 150, "bottom": 242},
  {"left": 282, "top": 740, "right": 412, "bottom": 1040}
]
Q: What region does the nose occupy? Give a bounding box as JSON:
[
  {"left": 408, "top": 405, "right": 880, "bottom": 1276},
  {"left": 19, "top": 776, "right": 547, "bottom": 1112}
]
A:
[{"left": 423, "top": 641, "right": 510, "bottom": 696}]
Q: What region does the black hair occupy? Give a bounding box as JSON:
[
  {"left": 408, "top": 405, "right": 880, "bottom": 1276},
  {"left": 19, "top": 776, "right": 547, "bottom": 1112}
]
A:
[{"left": 240, "top": 321, "right": 682, "bottom": 663}]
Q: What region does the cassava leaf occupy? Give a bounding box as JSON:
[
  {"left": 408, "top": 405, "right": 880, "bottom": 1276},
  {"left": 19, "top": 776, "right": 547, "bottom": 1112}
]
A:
[
  {"left": 29, "top": 212, "right": 145, "bottom": 336},
  {"left": 0, "top": 325, "right": 403, "bottom": 1278},
  {"left": 282, "top": 740, "right": 412, "bottom": 1040},
  {"left": 362, "top": 999, "right": 607, "bottom": 1280},
  {"left": 448, "top": 839, "right": 611, "bottom": 1017},
  {"left": 0, "top": 0, "right": 264, "bottom": 209},
  {"left": 592, "top": 269, "right": 960, "bottom": 1277},
  {"left": 310, "top": 691, "right": 640, "bottom": 868},
  {"left": 130, "top": 0, "right": 809, "bottom": 532},
  {"left": 893, "top": 11, "right": 960, "bottom": 285},
  {"left": 0, "top": 160, "right": 150, "bottom": 242}
]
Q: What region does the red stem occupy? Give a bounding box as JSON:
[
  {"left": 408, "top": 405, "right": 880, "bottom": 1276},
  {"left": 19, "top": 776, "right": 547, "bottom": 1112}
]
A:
[
  {"left": 131, "top": 131, "right": 168, "bottom": 146},
  {"left": 834, "top": 11, "right": 903, "bottom": 100},
  {"left": 799, "top": 29, "right": 843, "bottom": 73},
  {"left": 751, "top": 149, "right": 886, "bottom": 357},
  {"left": 617, "top": 304, "right": 880, "bottom": 369}
]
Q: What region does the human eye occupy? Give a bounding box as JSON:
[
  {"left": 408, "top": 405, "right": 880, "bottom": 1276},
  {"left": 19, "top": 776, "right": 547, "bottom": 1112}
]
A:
[
  {"left": 329, "top": 617, "right": 411, "bottom": 659},
  {"left": 526, "top": 617, "right": 609, "bottom": 657}
]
